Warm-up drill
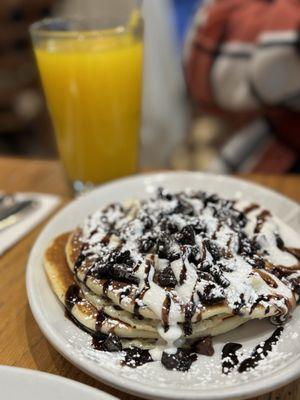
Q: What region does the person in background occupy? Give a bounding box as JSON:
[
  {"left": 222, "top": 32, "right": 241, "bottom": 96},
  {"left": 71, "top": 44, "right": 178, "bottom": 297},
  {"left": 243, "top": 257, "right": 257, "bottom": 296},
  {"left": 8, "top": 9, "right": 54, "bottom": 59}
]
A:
[{"left": 183, "top": 0, "right": 300, "bottom": 173}]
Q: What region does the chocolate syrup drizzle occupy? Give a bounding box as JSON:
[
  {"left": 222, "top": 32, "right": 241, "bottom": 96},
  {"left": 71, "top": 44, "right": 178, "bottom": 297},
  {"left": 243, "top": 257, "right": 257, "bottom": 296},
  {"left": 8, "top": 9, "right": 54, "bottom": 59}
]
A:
[
  {"left": 222, "top": 327, "right": 283, "bottom": 374},
  {"left": 64, "top": 188, "right": 300, "bottom": 371},
  {"left": 64, "top": 283, "right": 153, "bottom": 366},
  {"left": 65, "top": 284, "right": 81, "bottom": 311},
  {"left": 73, "top": 191, "right": 299, "bottom": 332},
  {"left": 243, "top": 204, "right": 259, "bottom": 215},
  {"left": 254, "top": 210, "right": 271, "bottom": 234},
  {"left": 238, "top": 327, "right": 283, "bottom": 373},
  {"left": 162, "top": 293, "right": 171, "bottom": 332},
  {"left": 64, "top": 284, "right": 105, "bottom": 339},
  {"left": 222, "top": 343, "right": 242, "bottom": 374},
  {"left": 133, "top": 259, "right": 152, "bottom": 317}
]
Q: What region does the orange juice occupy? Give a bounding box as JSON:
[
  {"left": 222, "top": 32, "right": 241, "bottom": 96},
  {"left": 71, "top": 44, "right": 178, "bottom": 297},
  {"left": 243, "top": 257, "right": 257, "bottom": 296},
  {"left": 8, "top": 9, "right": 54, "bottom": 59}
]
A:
[{"left": 34, "top": 32, "right": 143, "bottom": 184}]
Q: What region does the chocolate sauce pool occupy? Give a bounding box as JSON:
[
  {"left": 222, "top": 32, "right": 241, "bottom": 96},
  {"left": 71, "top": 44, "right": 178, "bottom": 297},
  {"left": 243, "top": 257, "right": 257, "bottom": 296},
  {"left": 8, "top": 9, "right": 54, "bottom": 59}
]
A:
[
  {"left": 222, "top": 327, "right": 283, "bottom": 374},
  {"left": 238, "top": 327, "right": 283, "bottom": 373},
  {"left": 222, "top": 343, "right": 242, "bottom": 374}
]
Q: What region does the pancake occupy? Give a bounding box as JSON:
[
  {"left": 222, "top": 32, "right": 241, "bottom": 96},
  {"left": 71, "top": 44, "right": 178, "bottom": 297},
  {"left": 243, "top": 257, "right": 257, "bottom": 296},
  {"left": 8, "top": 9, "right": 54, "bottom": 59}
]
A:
[
  {"left": 44, "top": 233, "right": 159, "bottom": 340},
  {"left": 65, "top": 192, "right": 298, "bottom": 322},
  {"left": 45, "top": 233, "right": 249, "bottom": 343},
  {"left": 44, "top": 188, "right": 300, "bottom": 369}
]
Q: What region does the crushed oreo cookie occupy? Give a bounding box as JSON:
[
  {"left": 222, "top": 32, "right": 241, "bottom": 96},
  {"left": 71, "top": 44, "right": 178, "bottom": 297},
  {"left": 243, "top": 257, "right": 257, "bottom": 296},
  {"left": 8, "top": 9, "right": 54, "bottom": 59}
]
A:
[
  {"left": 161, "top": 349, "right": 197, "bottom": 372},
  {"left": 122, "top": 347, "right": 153, "bottom": 368}
]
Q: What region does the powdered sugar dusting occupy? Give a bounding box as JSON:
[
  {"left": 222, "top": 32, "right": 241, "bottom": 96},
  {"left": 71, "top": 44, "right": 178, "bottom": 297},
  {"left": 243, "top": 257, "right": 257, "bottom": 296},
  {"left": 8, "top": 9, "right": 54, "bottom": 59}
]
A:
[
  {"left": 73, "top": 188, "right": 300, "bottom": 357},
  {"left": 64, "top": 315, "right": 300, "bottom": 390}
]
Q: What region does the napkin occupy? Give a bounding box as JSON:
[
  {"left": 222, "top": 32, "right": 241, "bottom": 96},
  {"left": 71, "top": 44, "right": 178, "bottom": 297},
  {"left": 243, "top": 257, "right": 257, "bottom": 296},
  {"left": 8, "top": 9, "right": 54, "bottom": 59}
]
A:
[{"left": 0, "top": 192, "right": 61, "bottom": 256}]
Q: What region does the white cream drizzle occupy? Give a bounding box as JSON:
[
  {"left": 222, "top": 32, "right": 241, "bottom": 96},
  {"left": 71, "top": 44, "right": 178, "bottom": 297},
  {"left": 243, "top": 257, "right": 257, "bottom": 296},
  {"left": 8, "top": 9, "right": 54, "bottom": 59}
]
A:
[{"left": 77, "top": 190, "right": 300, "bottom": 357}]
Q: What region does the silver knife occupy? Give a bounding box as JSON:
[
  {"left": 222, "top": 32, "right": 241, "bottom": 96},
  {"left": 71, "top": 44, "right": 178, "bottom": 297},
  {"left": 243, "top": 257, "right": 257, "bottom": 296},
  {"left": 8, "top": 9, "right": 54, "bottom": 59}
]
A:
[{"left": 0, "top": 199, "right": 38, "bottom": 231}]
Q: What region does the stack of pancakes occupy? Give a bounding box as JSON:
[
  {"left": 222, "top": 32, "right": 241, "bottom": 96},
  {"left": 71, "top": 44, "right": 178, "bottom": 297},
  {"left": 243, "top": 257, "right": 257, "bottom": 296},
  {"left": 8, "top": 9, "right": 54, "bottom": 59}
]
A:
[{"left": 44, "top": 189, "right": 300, "bottom": 353}]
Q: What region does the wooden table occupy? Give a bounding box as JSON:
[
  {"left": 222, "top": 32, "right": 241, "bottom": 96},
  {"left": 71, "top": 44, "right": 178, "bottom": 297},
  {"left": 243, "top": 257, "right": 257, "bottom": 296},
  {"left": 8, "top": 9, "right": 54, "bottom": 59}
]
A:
[{"left": 0, "top": 156, "right": 299, "bottom": 400}]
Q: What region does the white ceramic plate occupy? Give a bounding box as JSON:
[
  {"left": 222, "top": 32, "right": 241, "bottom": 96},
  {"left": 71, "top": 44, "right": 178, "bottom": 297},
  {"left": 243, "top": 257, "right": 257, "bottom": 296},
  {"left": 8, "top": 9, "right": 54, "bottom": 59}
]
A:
[
  {"left": 0, "top": 366, "right": 117, "bottom": 400},
  {"left": 26, "top": 172, "right": 300, "bottom": 400}
]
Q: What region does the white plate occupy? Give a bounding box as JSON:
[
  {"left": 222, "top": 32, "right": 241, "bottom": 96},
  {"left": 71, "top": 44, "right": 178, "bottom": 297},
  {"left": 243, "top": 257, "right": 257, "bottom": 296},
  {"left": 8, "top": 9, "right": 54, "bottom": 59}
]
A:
[
  {"left": 0, "top": 366, "right": 117, "bottom": 399},
  {"left": 26, "top": 172, "right": 300, "bottom": 400}
]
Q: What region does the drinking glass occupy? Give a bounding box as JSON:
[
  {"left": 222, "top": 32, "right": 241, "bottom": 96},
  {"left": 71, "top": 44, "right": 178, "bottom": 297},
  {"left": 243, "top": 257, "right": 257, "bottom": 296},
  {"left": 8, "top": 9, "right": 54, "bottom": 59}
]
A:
[{"left": 30, "top": 1, "right": 143, "bottom": 193}]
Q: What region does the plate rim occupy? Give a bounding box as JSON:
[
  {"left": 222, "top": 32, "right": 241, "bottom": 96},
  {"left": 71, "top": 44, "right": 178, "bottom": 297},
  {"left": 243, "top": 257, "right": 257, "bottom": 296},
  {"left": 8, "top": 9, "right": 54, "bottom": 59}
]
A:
[
  {"left": 26, "top": 171, "right": 300, "bottom": 400},
  {"left": 0, "top": 365, "right": 116, "bottom": 399}
]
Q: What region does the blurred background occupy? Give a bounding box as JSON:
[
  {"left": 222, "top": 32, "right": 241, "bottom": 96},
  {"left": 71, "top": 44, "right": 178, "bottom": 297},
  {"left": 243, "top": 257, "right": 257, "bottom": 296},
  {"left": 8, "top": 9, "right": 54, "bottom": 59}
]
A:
[{"left": 1, "top": 0, "right": 300, "bottom": 174}]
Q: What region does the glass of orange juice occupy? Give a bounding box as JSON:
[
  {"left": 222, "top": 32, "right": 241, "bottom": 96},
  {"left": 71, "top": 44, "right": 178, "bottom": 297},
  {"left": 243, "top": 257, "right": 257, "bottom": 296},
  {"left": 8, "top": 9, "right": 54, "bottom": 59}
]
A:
[{"left": 30, "top": 1, "right": 143, "bottom": 193}]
